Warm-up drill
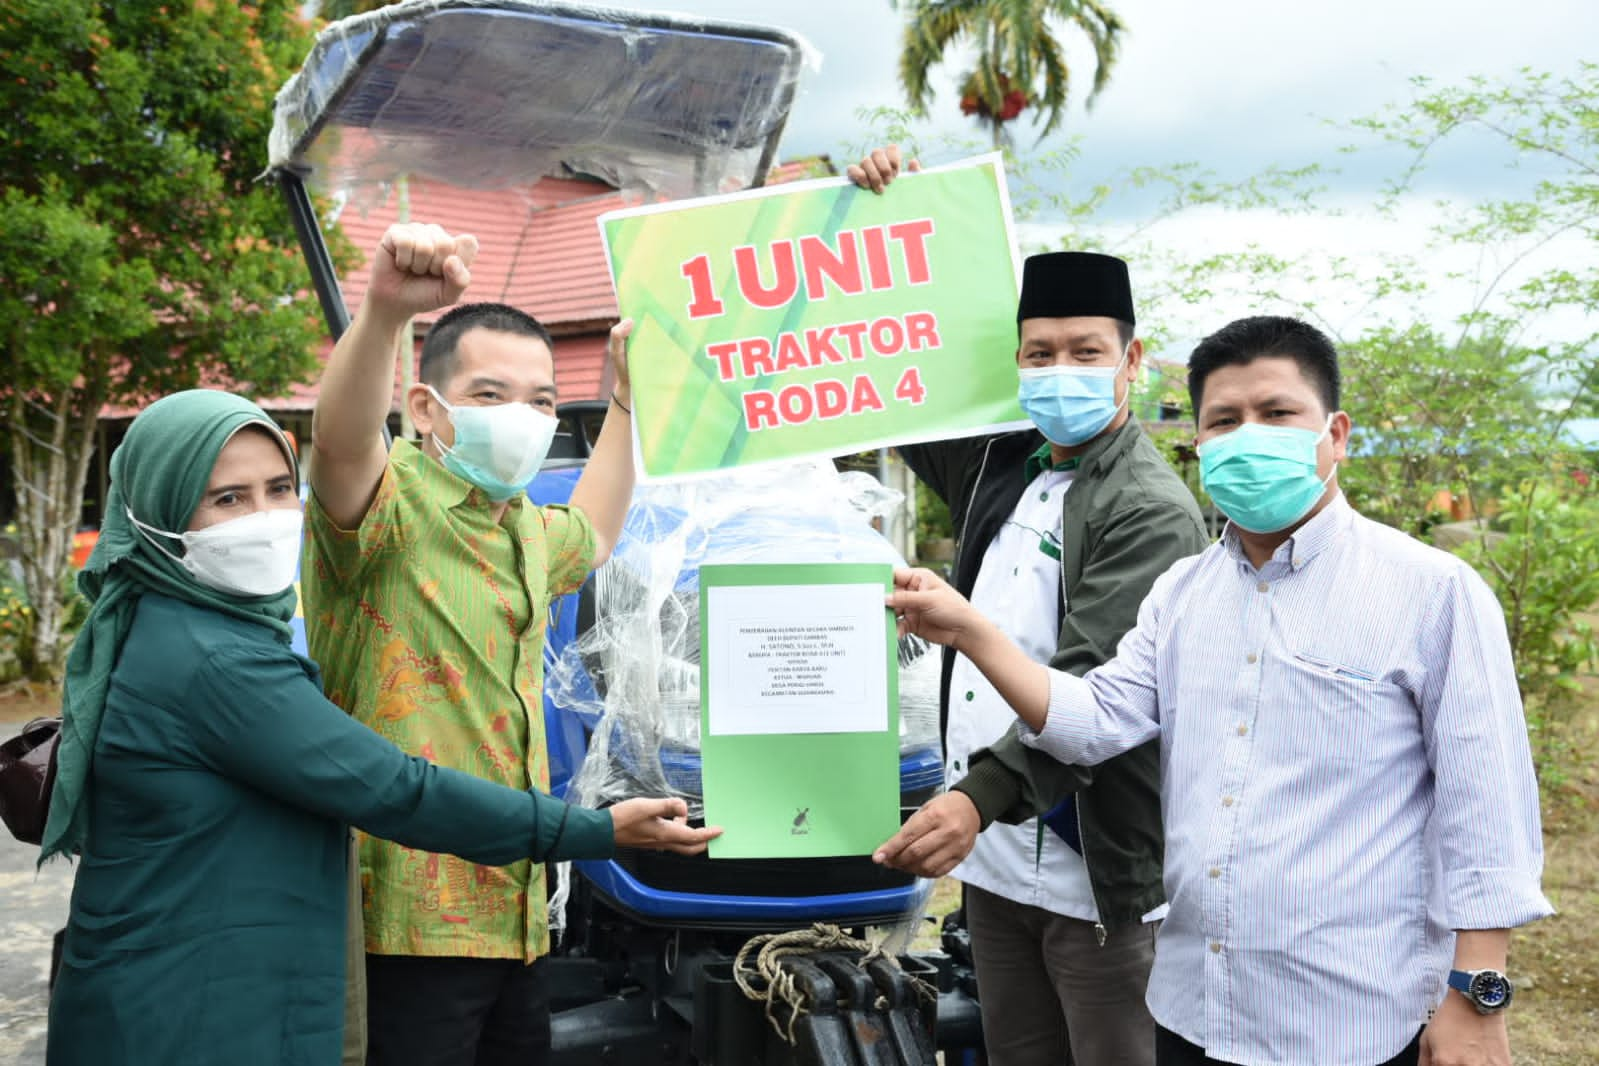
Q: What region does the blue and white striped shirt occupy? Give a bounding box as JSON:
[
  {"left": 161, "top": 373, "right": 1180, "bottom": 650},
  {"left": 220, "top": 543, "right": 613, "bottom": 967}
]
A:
[{"left": 1020, "top": 493, "right": 1552, "bottom": 1066}]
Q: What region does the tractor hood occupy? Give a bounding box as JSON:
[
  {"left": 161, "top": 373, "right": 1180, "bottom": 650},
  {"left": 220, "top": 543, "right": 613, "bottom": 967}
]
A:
[{"left": 268, "top": 0, "right": 816, "bottom": 202}]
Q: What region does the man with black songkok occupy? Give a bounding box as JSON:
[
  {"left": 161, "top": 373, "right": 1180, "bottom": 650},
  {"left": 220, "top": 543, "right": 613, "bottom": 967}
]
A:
[{"left": 849, "top": 147, "right": 1208, "bottom": 1066}]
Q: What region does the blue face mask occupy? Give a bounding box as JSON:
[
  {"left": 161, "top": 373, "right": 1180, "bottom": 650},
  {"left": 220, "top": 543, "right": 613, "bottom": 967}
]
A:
[
  {"left": 1016, "top": 349, "right": 1129, "bottom": 447},
  {"left": 1198, "top": 419, "right": 1337, "bottom": 534}
]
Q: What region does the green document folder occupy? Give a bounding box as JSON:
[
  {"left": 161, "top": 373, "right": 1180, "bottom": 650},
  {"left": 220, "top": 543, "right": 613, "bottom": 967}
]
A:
[{"left": 699, "top": 563, "right": 901, "bottom": 859}]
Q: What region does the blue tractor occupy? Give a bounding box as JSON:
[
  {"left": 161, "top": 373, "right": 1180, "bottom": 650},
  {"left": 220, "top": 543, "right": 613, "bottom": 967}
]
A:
[
  {"left": 525, "top": 449, "right": 977, "bottom": 1063},
  {"left": 271, "top": 5, "right": 984, "bottom": 1061}
]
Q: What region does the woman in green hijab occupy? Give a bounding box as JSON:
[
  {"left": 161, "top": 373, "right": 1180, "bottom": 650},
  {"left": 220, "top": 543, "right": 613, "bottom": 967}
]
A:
[{"left": 42, "top": 391, "right": 716, "bottom": 1065}]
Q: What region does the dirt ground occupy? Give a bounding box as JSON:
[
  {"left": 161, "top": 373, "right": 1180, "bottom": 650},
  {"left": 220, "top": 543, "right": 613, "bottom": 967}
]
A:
[
  {"left": 1504, "top": 680, "right": 1599, "bottom": 1064},
  {"left": 0, "top": 684, "right": 56, "bottom": 726}
]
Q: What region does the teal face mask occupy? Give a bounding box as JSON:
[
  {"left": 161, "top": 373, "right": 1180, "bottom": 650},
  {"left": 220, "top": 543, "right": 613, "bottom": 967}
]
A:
[
  {"left": 428, "top": 386, "right": 557, "bottom": 502},
  {"left": 1016, "top": 348, "right": 1129, "bottom": 447},
  {"left": 1198, "top": 419, "right": 1336, "bottom": 534}
]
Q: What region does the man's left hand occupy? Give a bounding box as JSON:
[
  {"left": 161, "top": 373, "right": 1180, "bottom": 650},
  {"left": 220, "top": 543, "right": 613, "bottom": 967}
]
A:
[
  {"left": 846, "top": 144, "right": 921, "bottom": 193},
  {"left": 1419, "top": 990, "right": 1511, "bottom": 1066}
]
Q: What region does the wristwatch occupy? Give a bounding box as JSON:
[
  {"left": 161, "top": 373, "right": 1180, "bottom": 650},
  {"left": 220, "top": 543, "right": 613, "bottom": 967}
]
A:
[{"left": 1447, "top": 968, "right": 1514, "bottom": 1014}]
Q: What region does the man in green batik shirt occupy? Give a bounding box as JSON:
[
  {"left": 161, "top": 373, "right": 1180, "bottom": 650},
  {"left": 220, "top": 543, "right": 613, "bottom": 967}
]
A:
[{"left": 303, "top": 222, "right": 668, "bottom": 1066}]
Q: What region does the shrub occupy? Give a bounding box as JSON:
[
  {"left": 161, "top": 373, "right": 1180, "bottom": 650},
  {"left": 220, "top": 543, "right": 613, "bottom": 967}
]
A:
[{"left": 1453, "top": 478, "right": 1599, "bottom": 788}]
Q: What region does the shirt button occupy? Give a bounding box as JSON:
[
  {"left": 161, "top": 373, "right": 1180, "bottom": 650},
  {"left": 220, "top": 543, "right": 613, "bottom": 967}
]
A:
[
  {"left": 1210, "top": 942, "right": 1223, "bottom": 953},
  {"left": 1040, "top": 491, "right": 1049, "bottom": 501},
  {"left": 965, "top": 691, "right": 975, "bottom": 702},
  {"left": 1221, "top": 796, "right": 1235, "bottom": 807},
  {"left": 953, "top": 760, "right": 962, "bottom": 772},
  {"left": 1256, "top": 581, "right": 1269, "bottom": 593},
  {"left": 1245, "top": 653, "right": 1258, "bottom": 664},
  {"left": 1237, "top": 725, "right": 1249, "bottom": 736},
  {"left": 1208, "top": 867, "right": 1221, "bottom": 878},
  {"left": 1013, "top": 566, "right": 1019, "bottom": 576}
]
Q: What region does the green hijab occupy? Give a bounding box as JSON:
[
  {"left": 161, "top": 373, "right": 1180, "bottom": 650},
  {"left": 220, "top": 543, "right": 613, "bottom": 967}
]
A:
[{"left": 40, "top": 390, "right": 300, "bottom": 864}]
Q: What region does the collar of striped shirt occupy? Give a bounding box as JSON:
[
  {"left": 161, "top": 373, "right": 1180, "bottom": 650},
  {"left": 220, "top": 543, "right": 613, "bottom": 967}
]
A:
[{"left": 1219, "top": 490, "right": 1351, "bottom": 571}]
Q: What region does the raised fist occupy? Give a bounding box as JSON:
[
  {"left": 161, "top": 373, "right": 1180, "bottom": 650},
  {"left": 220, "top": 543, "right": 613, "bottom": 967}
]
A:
[{"left": 366, "top": 223, "right": 480, "bottom": 321}]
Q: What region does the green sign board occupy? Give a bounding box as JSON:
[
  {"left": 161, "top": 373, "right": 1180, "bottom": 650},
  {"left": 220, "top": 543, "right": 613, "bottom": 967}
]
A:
[{"left": 599, "top": 154, "right": 1027, "bottom": 478}]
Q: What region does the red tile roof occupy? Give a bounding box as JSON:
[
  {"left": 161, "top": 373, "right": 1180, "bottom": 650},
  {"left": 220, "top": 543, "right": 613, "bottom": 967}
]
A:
[
  {"left": 334, "top": 159, "right": 836, "bottom": 328},
  {"left": 516, "top": 192, "right": 621, "bottom": 327},
  {"left": 104, "top": 157, "right": 840, "bottom": 419},
  {"left": 334, "top": 175, "right": 618, "bottom": 327},
  {"left": 552, "top": 332, "right": 613, "bottom": 400},
  {"left": 328, "top": 175, "right": 623, "bottom": 410},
  {"left": 766, "top": 156, "right": 836, "bottom": 185}
]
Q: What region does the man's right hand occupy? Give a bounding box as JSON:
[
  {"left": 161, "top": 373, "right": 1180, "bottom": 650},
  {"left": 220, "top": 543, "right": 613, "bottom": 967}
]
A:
[
  {"left": 872, "top": 791, "right": 981, "bottom": 878},
  {"left": 887, "top": 566, "right": 987, "bottom": 652},
  {"left": 311, "top": 221, "right": 483, "bottom": 530},
  {"left": 366, "top": 223, "right": 480, "bottom": 324},
  {"left": 846, "top": 144, "right": 921, "bottom": 193},
  {"left": 608, "top": 797, "right": 723, "bottom": 855}
]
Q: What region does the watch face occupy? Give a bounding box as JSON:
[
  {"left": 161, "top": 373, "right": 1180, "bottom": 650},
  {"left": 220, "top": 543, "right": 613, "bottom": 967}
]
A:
[{"left": 1471, "top": 971, "right": 1512, "bottom": 1008}]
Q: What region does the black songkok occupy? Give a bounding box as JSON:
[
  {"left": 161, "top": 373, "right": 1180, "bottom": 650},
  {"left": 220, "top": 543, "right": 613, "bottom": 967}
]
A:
[{"left": 1016, "top": 251, "right": 1136, "bottom": 325}]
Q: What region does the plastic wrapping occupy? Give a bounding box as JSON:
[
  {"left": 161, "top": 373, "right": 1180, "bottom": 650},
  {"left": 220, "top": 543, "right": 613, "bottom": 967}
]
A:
[
  {"left": 546, "top": 460, "right": 943, "bottom": 818},
  {"left": 269, "top": 0, "right": 816, "bottom": 202}
]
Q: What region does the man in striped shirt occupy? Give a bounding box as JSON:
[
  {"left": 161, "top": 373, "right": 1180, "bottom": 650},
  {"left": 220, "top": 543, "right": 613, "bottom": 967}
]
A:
[{"left": 880, "top": 316, "right": 1552, "bottom": 1066}]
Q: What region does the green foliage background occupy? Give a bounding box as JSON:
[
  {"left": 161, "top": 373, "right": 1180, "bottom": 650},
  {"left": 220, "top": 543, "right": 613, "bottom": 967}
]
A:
[
  {"left": 862, "top": 64, "right": 1599, "bottom": 786},
  {"left": 0, "top": 0, "right": 356, "bottom": 679}
]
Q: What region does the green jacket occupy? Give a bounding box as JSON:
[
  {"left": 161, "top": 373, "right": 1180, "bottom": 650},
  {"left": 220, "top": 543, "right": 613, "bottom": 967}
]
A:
[
  {"left": 902, "top": 417, "right": 1207, "bottom": 931},
  {"left": 48, "top": 594, "right": 613, "bottom": 1066}
]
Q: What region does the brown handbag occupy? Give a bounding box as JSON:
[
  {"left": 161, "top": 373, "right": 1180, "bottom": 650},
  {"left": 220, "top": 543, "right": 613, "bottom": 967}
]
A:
[{"left": 0, "top": 716, "right": 60, "bottom": 845}]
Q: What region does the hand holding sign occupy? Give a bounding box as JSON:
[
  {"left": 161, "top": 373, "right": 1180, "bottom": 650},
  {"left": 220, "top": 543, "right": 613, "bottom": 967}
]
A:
[
  {"left": 845, "top": 143, "right": 922, "bottom": 193},
  {"left": 608, "top": 317, "right": 634, "bottom": 405}
]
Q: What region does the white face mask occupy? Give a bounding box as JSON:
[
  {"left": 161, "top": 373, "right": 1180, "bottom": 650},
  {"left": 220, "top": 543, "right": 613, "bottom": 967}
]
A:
[
  {"left": 427, "top": 385, "right": 558, "bottom": 502},
  {"left": 129, "top": 506, "right": 304, "bottom": 598}
]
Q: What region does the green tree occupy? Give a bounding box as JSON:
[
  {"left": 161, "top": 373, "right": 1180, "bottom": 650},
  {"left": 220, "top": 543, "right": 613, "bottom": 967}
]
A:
[
  {"left": 0, "top": 0, "right": 351, "bottom": 680},
  {"left": 894, "top": 0, "right": 1125, "bottom": 148},
  {"left": 1112, "top": 67, "right": 1599, "bottom": 779},
  {"left": 1455, "top": 479, "right": 1599, "bottom": 787},
  {"left": 1352, "top": 67, "right": 1599, "bottom": 784},
  {"left": 1334, "top": 325, "right": 1556, "bottom": 537}
]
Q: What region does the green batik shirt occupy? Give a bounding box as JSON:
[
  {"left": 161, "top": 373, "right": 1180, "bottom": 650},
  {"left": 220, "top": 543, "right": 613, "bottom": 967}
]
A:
[{"left": 302, "top": 440, "right": 596, "bottom": 962}]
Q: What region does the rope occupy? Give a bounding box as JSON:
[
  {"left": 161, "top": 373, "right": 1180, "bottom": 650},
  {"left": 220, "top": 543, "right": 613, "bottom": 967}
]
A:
[{"left": 731, "top": 922, "right": 938, "bottom": 1045}]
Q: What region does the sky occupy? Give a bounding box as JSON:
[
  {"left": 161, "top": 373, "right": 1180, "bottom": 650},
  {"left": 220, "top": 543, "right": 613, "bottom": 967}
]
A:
[
  {"left": 604, "top": 0, "right": 1599, "bottom": 200},
  {"left": 596, "top": 0, "right": 1599, "bottom": 355}
]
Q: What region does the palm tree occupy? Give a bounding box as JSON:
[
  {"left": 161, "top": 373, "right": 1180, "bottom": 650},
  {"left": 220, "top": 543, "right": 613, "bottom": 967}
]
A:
[{"left": 896, "top": 0, "right": 1126, "bottom": 148}]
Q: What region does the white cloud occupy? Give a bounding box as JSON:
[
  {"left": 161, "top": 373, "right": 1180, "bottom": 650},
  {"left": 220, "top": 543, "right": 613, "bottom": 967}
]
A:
[
  {"left": 669, "top": 0, "right": 1599, "bottom": 199},
  {"left": 603, "top": 1, "right": 1596, "bottom": 205}
]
